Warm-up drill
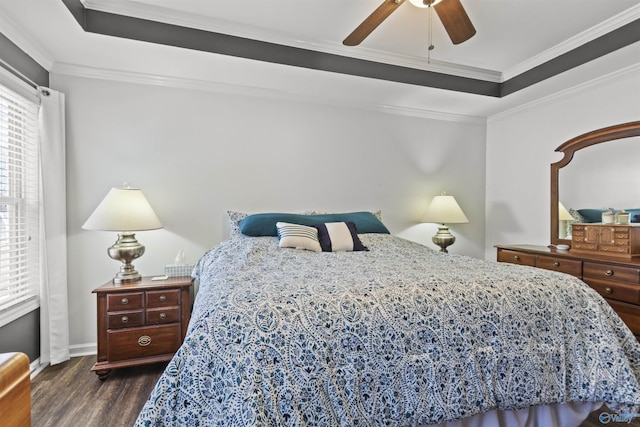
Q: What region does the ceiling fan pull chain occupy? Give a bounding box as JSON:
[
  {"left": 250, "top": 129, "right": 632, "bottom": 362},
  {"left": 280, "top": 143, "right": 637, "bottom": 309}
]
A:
[{"left": 427, "top": 3, "right": 434, "bottom": 63}]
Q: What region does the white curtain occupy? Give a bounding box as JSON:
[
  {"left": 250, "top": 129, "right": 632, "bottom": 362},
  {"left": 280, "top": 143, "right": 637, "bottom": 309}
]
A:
[{"left": 38, "top": 87, "right": 69, "bottom": 366}]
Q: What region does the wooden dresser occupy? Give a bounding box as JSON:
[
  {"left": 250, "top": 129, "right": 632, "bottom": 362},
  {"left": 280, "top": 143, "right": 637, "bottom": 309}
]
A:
[
  {"left": 91, "top": 276, "right": 193, "bottom": 380},
  {"left": 496, "top": 244, "right": 640, "bottom": 339}
]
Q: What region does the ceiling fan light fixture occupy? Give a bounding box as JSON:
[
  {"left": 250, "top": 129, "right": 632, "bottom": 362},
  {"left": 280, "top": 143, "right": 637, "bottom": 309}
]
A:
[{"left": 408, "top": 0, "right": 442, "bottom": 8}]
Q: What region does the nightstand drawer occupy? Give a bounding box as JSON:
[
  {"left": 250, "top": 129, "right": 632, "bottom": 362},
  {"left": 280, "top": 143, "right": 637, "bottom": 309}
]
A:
[
  {"left": 107, "top": 292, "right": 143, "bottom": 311},
  {"left": 536, "top": 256, "right": 582, "bottom": 277},
  {"left": 146, "top": 289, "right": 180, "bottom": 308},
  {"left": 147, "top": 307, "right": 180, "bottom": 324},
  {"left": 584, "top": 277, "right": 640, "bottom": 304},
  {"left": 497, "top": 249, "right": 536, "bottom": 266},
  {"left": 106, "top": 324, "right": 182, "bottom": 362},
  {"left": 107, "top": 311, "right": 143, "bottom": 329},
  {"left": 583, "top": 262, "right": 640, "bottom": 284}
]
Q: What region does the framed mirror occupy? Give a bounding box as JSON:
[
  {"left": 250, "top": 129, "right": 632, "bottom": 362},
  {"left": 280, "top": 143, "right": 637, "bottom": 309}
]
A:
[{"left": 550, "top": 121, "right": 640, "bottom": 246}]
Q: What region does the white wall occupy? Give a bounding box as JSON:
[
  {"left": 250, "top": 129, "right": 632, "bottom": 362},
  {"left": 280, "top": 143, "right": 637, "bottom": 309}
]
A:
[
  {"left": 52, "top": 73, "right": 487, "bottom": 353},
  {"left": 485, "top": 66, "right": 640, "bottom": 259}
]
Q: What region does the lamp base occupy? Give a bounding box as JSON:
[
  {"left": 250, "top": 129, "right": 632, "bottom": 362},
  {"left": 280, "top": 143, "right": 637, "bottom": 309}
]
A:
[
  {"left": 107, "top": 232, "right": 145, "bottom": 284},
  {"left": 432, "top": 225, "right": 455, "bottom": 253}
]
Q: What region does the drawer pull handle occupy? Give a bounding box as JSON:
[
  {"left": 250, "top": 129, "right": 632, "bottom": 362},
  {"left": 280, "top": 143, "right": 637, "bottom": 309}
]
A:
[
  {"left": 138, "top": 335, "right": 152, "bottom": 347},
  {"left": 553, "top": 262, "right": 560, "bottom": 267},
  {"left": 159, "top": 295, "right": 167, "bottom": 302},
  {"left": 605, "top": 287, "right": 613, "bottom": 294},
  {"left": 121, "top": 297, "right": 129, "bottom": 304},
  {"left": 159, "top": 312, "right": 167, "bottom": 320},
  {"left": 513, "top": 255, "right": 520, "bottom": 261},
  {"left": 605, "top": 270, "right": 613, "bottom": 276},
  {"left": 121, "top": 316, "right": 129, "bottom": 323}
]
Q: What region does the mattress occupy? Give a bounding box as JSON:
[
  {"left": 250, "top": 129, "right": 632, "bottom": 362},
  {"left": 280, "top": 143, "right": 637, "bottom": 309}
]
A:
[{"left": 136, "top": 233, "right": 640, "bottom": 426}]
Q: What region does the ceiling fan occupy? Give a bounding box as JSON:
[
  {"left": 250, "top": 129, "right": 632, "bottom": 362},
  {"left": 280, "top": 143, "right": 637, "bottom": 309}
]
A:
[{"left": 343, "top": 0, "right": 476, "bottom": 47}]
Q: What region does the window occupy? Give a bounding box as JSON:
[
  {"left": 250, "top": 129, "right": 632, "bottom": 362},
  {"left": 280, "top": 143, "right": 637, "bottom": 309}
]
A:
[{"left": 0, "top": 82, "right": 39, "bottom": 323}]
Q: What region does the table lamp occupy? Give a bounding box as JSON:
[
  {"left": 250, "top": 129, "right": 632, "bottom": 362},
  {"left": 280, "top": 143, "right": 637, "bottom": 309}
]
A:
[
  {"left": 83, "top": 184, "right": 163, "bottom": 283},
  {"left": 558, "top": 201, "right": 573, "bottom": 239},
  {"left": 423, "top": 192, "right": 469, "bottom": 253}
]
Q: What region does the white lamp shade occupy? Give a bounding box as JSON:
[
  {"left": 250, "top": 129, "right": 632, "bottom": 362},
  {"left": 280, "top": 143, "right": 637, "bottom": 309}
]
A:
[
  {"left": 558, "top": 202, "right": 573, "bottom": 221},
  {"left": 82, "top": 187, "right": 163, "bottom": 232},
  {"left": 423, "top": 194, "right": 469, "bottom": 224}
]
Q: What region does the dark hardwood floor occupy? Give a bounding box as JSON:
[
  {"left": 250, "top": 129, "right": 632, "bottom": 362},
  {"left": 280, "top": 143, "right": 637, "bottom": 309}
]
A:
[
  {"left": 31, "top": 356, "right": 639, "bottom": 426},
  {"left": 31, "top": 356, "right": 165, "bottom": 427}
]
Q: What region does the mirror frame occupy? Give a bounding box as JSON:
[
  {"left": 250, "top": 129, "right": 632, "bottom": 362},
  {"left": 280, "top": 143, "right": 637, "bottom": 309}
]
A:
[{"left": 551, "top": 121, "right": 640, "bottom": 246}]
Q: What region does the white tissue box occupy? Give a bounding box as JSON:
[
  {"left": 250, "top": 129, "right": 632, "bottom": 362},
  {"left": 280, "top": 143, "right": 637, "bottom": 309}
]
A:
[{"left": 164, "top": 264, "right": 194, "bottom": 277}]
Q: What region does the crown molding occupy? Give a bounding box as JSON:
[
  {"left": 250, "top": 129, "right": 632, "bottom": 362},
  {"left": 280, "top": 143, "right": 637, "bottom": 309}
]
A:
[
  {"left": 503, "top": 4, "right": 640, "bottom": 81},
  {"left": 83, "top": 0, "right": 501, "bottom": 82},
  {"left": 0, "top": 11, "right": 53, "bottom": 71},
  {"left": 52, "top": 61, "right": 485, "bottom": 124},
  {"left": 489, "top": 63, "right": 640, "bottom": 122},
  {"left": 66, "top": 0, "right": 640, "bottom": 97}
]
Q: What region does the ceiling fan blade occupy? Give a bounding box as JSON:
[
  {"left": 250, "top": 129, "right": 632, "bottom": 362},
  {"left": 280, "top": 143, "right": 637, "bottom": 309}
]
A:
[
  {"left": 343, "top": 0, "right": 406, "bottom": 46},
  {"left": 434, "top": 0, "right": 476, "bottom": 45}
]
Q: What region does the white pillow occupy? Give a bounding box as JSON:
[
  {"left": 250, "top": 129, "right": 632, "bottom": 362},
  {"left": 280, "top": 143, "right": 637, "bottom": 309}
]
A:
[{"left": 276, "top": 222, "right": 322, "bottom": 252}]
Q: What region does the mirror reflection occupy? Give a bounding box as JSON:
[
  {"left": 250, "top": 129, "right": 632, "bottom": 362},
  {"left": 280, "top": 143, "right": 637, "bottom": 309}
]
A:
[{"left": 558, "top": 136, "right": 640, "bottom": 239}]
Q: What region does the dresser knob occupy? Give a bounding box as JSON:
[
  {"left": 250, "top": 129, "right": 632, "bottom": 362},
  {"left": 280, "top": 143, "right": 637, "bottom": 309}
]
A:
[
  {"left": 605, "top": 287, "right": 613, "bottom": 294},
  {"left": 121, "top": 316, "right": 129, "bottom": 323},
  {"left": 605, "top": 270, "right": 613, "bottom": 276},
  {"left": 159, "top": 312, "right": 167, "bottom": 320},
  {"left": 553, "top": 262, "right": 560, "bottom": 267},
  {"left": 138, "top": 335, "right": 152, "bottom": 347},
  {"left": 121, "top": 297, "right": 129, "bottom": 305},
  {"left": 514, "top": 255, "right": 520, "bottom": 261},
  {"left": 159, "top": 295, "right": 167, "bottom": 302}
]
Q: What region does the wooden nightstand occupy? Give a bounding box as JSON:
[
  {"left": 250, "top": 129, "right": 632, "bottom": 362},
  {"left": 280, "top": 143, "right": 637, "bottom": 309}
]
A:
[{"left": 91, "top": 276, "right": 193, "bottom": 380}]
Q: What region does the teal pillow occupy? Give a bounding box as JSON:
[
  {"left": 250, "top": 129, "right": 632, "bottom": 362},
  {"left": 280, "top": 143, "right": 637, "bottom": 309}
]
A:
[
  {"left": 238, "top": 212, "right": 390, "bottom": 236},
  {"left": 576, "top": 209, "right": 608, "bottom": 223}
]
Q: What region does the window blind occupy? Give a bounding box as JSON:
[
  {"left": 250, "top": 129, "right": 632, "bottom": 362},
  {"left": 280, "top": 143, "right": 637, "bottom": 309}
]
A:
[{"left": 0, "top": 82, "right": 39, "bottom": 315}]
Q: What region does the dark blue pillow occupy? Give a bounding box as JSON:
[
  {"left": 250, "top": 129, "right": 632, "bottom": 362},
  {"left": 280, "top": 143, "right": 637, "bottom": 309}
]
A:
[
  {"left": 238, "top": 211, "right": 390, "bottom": 236},
  {"left": 315, "top": 222, "right": 368, "bottom": 252}
]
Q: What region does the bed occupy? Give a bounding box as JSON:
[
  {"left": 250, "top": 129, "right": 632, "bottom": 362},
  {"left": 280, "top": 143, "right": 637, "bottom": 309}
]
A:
[{"left": 136, "top": 212, "right": 640, "bottom": 426}]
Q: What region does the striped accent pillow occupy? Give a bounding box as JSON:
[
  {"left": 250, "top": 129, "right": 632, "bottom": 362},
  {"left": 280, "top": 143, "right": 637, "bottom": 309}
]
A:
[
  {"left": 276, "top": 222, "right": 322, "bottom": 252},
  {"left": 315, "top": 222, "right": 368, "bottom": 252}
]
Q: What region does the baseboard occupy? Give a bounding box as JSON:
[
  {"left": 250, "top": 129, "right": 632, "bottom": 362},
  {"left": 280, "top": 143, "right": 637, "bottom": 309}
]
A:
[
  {"left": 30, "top": 358, "right": 44, "bottom": 379},
  {"left": 69, "top": 343, "right": 96, "bottom": 358},
  {"left": 29, "top": 345, "right": 97, "bottom": 379}
]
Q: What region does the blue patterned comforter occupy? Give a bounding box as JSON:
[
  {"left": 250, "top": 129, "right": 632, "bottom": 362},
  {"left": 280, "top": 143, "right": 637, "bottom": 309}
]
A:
[{"left": 136, "top": 234, "right": 640, "bottom": 426}]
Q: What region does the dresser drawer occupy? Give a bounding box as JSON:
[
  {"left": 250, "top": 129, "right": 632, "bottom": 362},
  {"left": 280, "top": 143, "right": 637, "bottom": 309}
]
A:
[
  {"left": 598, "top": 245, "right": 630, "bottom": 255},
  {"left": 605, "top": 299, "right": 640, "bottom": 337},
  {"left": 497, "top": 249, "right": 536, "bottom": 267},
  {"left": 147, "top": 307, "right": 180, "bottom": 325},
  {"left": 536, "top": 256, "right": 582, "bottom": 277},
  {"left": 584, "top": 277, "right": 640, "bottom": 305},
  {"left": 107, "top": 292, "right": 143, "bottom": 311},
  {"left": 583, "top": 262, "right": 640, "bottom": 284},
  {"left": 572, "top": 226, "right": 585, "bottom": 241},
  {"left": 107, "top": 311, "right": 144, "bottom": 329},
  {"left": 146, "top": 289, "right": 180, "bottom": 308},
  {"left": 573, "top": 242, "right": 597, "bottom": 251},
  {"left": 106, "top": 324, "right": 182, "bottom": 362}
]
